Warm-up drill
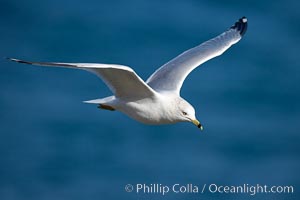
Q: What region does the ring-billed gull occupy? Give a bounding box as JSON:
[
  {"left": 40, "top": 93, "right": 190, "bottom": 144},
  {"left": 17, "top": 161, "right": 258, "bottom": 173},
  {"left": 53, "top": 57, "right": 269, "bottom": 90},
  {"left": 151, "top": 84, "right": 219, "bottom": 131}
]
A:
[{"left": 8, "top": 17, "right": 247, "bottom": 130}]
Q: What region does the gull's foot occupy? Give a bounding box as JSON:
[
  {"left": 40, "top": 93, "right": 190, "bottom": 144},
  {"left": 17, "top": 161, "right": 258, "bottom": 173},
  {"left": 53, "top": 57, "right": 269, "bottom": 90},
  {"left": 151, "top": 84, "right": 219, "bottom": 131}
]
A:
[{"left": 98, "top": 104, "right": 115, "bottom": 111}]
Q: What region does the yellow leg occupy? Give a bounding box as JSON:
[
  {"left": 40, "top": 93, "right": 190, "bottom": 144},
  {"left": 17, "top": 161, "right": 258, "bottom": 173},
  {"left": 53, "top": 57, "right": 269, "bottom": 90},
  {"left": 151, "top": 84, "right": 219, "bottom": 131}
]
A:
[{"left": 98, "top": 104, "right": 115, "bottom": 111}]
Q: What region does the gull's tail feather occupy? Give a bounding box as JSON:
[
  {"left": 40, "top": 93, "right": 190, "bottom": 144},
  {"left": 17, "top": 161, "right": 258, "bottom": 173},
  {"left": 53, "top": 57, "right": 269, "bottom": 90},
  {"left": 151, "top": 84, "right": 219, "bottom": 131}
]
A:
[
  {"left": 84, "top": 96, "right": 116, "bottom": 111},
  {"left": 83, "top": 96, "right": 115, "bottom": 104}
]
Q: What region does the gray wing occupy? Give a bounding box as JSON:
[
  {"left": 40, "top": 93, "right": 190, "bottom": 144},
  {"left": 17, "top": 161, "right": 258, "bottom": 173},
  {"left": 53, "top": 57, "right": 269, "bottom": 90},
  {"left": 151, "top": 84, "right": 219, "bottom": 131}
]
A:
[
  {"left": 8, "top": 58, "right": 157, "bottom": 100},
  {"left": 146, "top": 17, "right": 247, "bottom": 94}
]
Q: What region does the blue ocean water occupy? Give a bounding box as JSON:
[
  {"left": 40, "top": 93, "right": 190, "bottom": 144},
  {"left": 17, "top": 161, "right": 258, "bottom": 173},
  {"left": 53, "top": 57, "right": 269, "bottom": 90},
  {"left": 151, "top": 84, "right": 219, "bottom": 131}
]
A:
[{"left": 0, "top": 0, "right": 299, "bottom": 199}]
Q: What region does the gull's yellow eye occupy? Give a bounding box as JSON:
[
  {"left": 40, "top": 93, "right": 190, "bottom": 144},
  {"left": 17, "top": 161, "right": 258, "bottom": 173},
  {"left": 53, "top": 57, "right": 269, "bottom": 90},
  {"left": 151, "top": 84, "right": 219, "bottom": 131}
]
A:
[{"left": 182, "top": 111, "right": 187, "bottom": 116}]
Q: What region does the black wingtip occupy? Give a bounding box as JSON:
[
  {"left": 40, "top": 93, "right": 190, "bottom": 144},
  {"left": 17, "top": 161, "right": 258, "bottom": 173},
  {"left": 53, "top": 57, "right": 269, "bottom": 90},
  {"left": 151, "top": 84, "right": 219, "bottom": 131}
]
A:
[
  {"left": 6, "top": 57, "right": 32, "bottom": 65},
  {"left": 230, "top": 16, "right": 248, "bottom": 36}
]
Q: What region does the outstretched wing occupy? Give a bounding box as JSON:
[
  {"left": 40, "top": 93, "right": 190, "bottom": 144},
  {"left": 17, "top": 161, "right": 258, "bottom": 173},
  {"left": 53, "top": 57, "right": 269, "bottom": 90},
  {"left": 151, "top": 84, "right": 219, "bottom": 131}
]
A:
[
  {"left": 146, "top": 17, "right": 248, "bottom": 94},
  {"left": 8, "top": 58, "right": 157, "bottom": 100}
]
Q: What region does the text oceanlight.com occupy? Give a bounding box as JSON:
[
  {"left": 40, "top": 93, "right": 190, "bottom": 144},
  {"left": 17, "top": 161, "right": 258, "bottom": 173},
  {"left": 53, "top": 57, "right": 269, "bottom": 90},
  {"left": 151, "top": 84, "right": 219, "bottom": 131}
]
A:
[{"left": 124, "top": 183, "right": 294, "bottom": 196}]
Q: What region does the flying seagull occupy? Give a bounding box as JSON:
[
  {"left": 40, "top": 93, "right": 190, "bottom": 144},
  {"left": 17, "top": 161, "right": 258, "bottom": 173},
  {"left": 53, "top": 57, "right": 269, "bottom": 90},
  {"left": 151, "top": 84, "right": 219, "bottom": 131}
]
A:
[{"left": 8, "top": 17, "right": 247, "bottom": 130}]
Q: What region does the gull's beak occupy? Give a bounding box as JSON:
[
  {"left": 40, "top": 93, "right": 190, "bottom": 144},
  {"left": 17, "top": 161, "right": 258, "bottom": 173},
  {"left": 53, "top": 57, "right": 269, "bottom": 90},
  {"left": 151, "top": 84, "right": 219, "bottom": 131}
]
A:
[{"left": 192, "top": 119, "right": 203, "bottom": 131}]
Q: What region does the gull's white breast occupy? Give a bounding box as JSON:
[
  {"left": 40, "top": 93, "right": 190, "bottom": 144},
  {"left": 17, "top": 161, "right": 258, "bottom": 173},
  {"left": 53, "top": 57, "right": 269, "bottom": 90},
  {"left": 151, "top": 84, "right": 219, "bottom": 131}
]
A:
[{"left": 115, "top": 93, "right": 180, "bottom": 125}]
